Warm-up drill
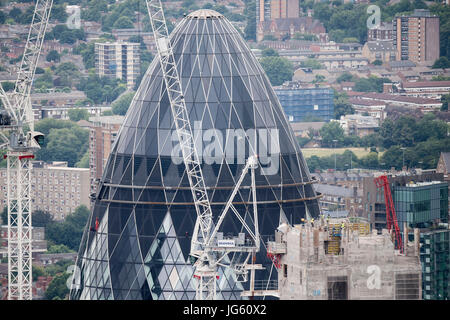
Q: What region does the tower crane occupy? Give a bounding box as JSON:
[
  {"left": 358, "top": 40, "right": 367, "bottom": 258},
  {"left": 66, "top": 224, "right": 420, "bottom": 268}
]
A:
[
  {"left": 0, "top": 0, "right": 53, "bottom": 300},
  {"left": 374, "top": 175, "right": 403, "bottom": 253},
  {"left": 145, "top": 1, "right": 261, "bottom": 300}
]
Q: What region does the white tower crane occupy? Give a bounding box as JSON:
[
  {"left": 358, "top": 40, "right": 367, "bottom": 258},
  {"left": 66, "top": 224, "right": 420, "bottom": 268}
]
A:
[
  {"left": 145, "top": 1, "right": 261, "bottom": 300},
  {"left": 0, "top": 0, "right": 53, "bottom": 300}
]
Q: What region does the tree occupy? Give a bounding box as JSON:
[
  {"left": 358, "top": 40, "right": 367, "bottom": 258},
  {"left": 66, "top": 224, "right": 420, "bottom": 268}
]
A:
[
  {"left": 333, "top": 90, "right": 354, "bottom": 119},
  {"left": 372, "top": 60, "right": 383, "bottom": 66},
  {"left": 432, "top": 57, "right": 450, "bottom": 69},
  {"left": 336, "top": 72, "right": 354, "bottom": 83},
  {"left": 68, "top": 108, "right": 89, "bottom": 122},
  {"left": 54, "top": 62, "right": 81, "bottom": 88},
  {"left": 44, "top": 273, "right": 70, "bottom": 300},
  {"left": 1, "top": 207, "right": 6, "bottom": 225},
  {"left": 319, "top": 121, "right": 345, "bottom": 147},
  {"left": 46, "top": 50, "right": 60, "bottom": 63},
  {"left": 32, "top": 265, "right": 47, "bottom": 282},
  {"left": 113, "top": 16, "right": 134, "bottom": 29},
  {"left": 441, "top": 94, "right": 450, "bottom": 111},
  {"left": 300, "top": 58, "right": 323, "bottom": 70},
  {"left": 260, "top": 56, "right": 293, "bottom": 86},
  {"left": 42, "top": 126, "right": 89, "bottom": 167},
  {"left": 32, "top": 210, "right": 54, "bottom": 228},
  {"left": 111, "top": 91, "right": 135, "bottom": 115},
  {"left": 47, "top": 244, "right": 74, "bottom": 254},
  {"left": 75, "top": 151, "right": 89, "bottom": 168},
  {"left": 46, "top": 205, "right": 89, "bottom": 251},
  {"left": 244, "top": 0, "right": 256, "bottom": 41},
  {"left": 261, "top": 48, "right": 279, "bottom": 57},
  {"left": 34, "top": 70, "right": 53, "bottom": 89},
  {"left": 1, "top": 81, "right": 14, "bottom": 92},
  {"left": 9, "top": 8, "right": 22, "bottom": 22}
]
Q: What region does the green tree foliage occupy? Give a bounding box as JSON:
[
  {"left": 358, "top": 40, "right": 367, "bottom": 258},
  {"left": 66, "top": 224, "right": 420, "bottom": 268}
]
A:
[
  {"left": 261, "top": 48, "right": 279, "bottom": 57},
  {"left": 46, "top": 205, "right": 89, "bottom": 251},
  {"left": 47, "top": 244, "right": 74, "bottom": 254},
  {"left": 333, "top": 90, "right": 354, "bottom": 119},
  {"left": 1, "top": 207, "right": 6, "bottom": 225},
  {"left": 0, "top": 11, "right": 6, "bottom": 24},
  {"left": 336, "top": 72, "right": 354, "bottom": 83},
  {"left": 101, "top": 0, "right": 139, "bottom": 32},
  {"left": 113, "top": 16, "right": 134, "bottom": 29},
  {"left": 244, "top": 0, "right": 256, "bottom": 41},
  {"left": 319, "top": 121, "right": 345, "bottom": 147},
  {"left": 293, "top": 33, "right": 318, "bottom": 41},
  {"left": 44, "top": 273, "right": 70, "bottom": 300},
  {"left": 32, "top": 210, "right": 54, "bottom": 228},
  {"left": 73, "top": 42, "right": 95, "bottom": 69},
  {"left": 32, "top": 265, "right": 47, "bottom": 282},
  {"left": 54, "top": 62, "right": 81, "bottom": 88},
  {"left": 46, "top": 50, "right": 60, "bottom": 63},
  {"left": 67, "top": 108, "right": 89, "bottom": 122},
  {"left": 43, "top": 127, "right": 89, "bottom": 167},
  {"left": 35, "top": 119, "right": 89, "bottom": 166},
  {"left": 49, "top": 4, "right": 68, "bottom": 22},
  {"left": 441, "top": 94, "right": 450, "bottom": 111},
  {"left": 75, "top": 150, "right": 89, "bottom": 168},
  {"left": 432, "top": 56, "right": 450, "bottom": 69},
  {"left": 112, "top": 91, "right": 135, "bottom": 115},
  {"left": 300, "top": 58, "right": 323, "bottom": 70},
  {"left": 372, "top": 60, "right": 383, "bottom": 66},
  {"left": 353, "top": 76, "right": 391, "bottom": 93},
  {"left": 81, "top": 0, "right": 108, "bottom": 21},
  {"left": 8, "top": 8, "right": 22, "bottom": 22},
  {"left": 306, "top": 150, "right": 357, "bottom": 172},
  {"left": 76, "top": 73, "right": 126, "bottom": 104},
  {"left": 1, "top": 81, "right": 15, "bottom": 92},
  {"left": 46, "top": 25, "right": 85, "bottom": 45},
  {"left": 260, "top": 56, "right": 293, "bottom": 86},
  {"left": 34, "top": 69, "right": 54, "bottom": 89}
]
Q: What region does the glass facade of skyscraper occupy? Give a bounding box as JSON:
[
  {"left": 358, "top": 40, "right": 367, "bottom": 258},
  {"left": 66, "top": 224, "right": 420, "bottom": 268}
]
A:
[{"left": 70, "top": 10, "right": 320, "bottom": 300}]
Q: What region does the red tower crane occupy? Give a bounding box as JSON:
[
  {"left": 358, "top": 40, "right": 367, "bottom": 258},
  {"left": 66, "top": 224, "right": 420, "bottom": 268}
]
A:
[{"left": 374, "top": 175, "right": 403, "bottom": 253}]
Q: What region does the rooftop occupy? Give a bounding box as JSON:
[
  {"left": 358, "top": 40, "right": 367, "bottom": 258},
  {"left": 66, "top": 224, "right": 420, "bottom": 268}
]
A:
[
  {"left": 402, "top": 81, "right": 450, "bottom": 88},
  {"left": 187, "top": 9, "right": 224, "bottom": 19}
]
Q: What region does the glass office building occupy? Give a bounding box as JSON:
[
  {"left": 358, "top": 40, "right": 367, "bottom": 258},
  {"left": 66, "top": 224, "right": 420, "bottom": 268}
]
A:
[
  {"left": 274, "top": 84, "right": 334, "bottom": 122},
  {"left": 393, "top": 181, "right": 449, "bottom": 230},
  {"left": 70, "top": 10, "right": 320, "bottom": 300}
]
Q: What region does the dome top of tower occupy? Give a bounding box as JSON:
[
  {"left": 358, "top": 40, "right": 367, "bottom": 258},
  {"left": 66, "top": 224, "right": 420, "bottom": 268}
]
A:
[{"left": 186, "top": 9, "right": 224, "bottom": 19}]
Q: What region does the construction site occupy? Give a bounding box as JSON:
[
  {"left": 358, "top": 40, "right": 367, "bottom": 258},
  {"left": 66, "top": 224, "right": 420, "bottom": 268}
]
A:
[
  {"left": 268, "top": 218, "right": 422, "bottom": 300},
  {"left": 0, "top": 0, "right": 448, "bottom": 301}
]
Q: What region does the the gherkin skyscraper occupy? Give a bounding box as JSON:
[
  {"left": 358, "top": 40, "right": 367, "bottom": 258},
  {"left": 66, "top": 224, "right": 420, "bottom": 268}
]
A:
[{"left": 70, "top": 9, "right": 320, "bottom": 300}]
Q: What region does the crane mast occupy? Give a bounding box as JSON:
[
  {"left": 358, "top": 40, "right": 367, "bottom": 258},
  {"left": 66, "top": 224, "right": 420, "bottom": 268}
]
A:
[
  {"left": 374, "top": 175, "right": 403, "bottom": 253},
  {"left": 0, "top": 0, "right": 53, "bottom": 300},
  {"left": 145, "top": 1, "right": 261, "bottom": 300}
]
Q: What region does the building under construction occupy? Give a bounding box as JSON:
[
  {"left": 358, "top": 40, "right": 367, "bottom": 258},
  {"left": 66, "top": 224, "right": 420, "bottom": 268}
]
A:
[{"left": 269, "top": 218, "right": 422, "bottom": 300}]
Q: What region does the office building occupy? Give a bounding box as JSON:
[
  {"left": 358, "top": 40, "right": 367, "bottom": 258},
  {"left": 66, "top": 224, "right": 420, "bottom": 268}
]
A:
[{"left": 70, "top": 10, "right": 320, "bottom": 300}]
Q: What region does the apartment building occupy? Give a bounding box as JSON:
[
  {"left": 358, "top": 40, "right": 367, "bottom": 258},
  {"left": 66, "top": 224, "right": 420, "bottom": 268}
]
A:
[
  {"left": 95, "top": 41, "right": 140, "bottom": 90},
  {"left": 0, "top": 161, "right": 90, "bottom": 221},
  {"left": 274, "top": 82, "right": 334, "bottom": 122},
  {"left": 393, "top": 9, "right": 440, "bottom": 63},
  {"left": 256, "top": 0, "right": 299, "bottom": 23},
  {"left": 367, "top": 21, "right": 394, "bottom": 41},
  {"left": 89, "top": 116, "right": 124, "bottom": 194}
]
